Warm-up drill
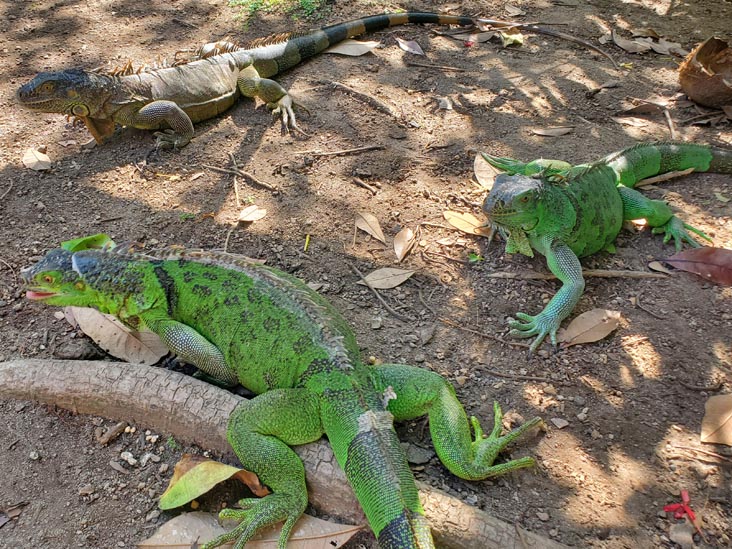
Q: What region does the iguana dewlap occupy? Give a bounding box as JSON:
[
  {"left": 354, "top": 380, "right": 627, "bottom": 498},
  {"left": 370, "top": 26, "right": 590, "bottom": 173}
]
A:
[
  {"left": 22, "top": 243, "right": 542, "bottom": 549},
  {"left": 16, "top": 13, "right": 475, "bottom": 149},
  {"left": 481, "top": 141, "right": 732, "bottom": 353}
]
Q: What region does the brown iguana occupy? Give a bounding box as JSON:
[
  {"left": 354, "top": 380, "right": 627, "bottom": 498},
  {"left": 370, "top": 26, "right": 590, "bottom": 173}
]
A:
[{"left": 16, "top": 13, "right": 475, "bottom": 148}]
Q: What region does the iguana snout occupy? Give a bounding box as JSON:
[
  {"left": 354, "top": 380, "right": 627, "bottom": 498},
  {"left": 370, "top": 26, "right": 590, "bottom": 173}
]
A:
[
  {"left": 21, "top": 248, "right": 82, "bottom": 303},
  {"left": 17, "top": 68, "right": 108, "bottom": 117}
]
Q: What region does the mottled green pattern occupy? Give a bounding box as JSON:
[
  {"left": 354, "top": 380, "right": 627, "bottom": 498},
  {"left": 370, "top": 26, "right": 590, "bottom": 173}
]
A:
[
  {"left": 22, "top": 246, "right": 542, "bottom": 548},
  {"left": 481, "top": 141, "right": 732, "bottom": 353}
]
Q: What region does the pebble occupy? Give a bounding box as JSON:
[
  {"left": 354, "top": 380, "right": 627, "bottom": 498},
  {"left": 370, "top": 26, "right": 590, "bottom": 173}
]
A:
[
  {"left": 145, "top": 510, "right": 161, "bottom": 522},
  {"left": 29, "top": 450, "right": 40, "bottom": 460},
  {"left": 120, "top": 451, "right": 138, "bottom": 466},
  {"left": 537, "top": 511, "right": 550, "bottom": 521},
  {"left": 78, "top": 484, "right": 94, "bottom": 496},
  {"left": 550, "top": 418, "right": 569, "bottom": 429}
]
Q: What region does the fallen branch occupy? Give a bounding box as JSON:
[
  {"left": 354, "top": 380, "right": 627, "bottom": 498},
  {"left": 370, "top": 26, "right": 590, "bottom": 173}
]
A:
[
  {"left": 295, "top": 144, "right": 385, "bottom": 157},
  {"left": 635, "top": 168, "right": 695, "bottom": 188},
  {"left": 323, "top": 81, "right": 396, "bottom": 117},
  {"left": 0, "top": 182, "right": 13, "bottom": 200},
  {"left": 0, "top": 359, "right": 566, "bottom": 549},
  {"left": 484, "top": 269, "right": 667, "bottom": 280},
  {"left": 352, "top": 177, "right": 379, "bottom": 195},
  {"left": 202, "top": 164, "right": 278, "bottom": 192}
]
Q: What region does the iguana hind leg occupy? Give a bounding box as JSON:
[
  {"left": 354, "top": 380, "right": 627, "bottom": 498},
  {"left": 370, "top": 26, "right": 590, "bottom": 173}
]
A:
[
  {"left": 121, "top": 100, "right": 195, "bottom": 149},
  {"left": 370, "top": 364, "right": 541, "bottom": 481},
  {"left": 203, "top": 389, "right": 323, "bottom": 549},
  {"left": 236, "top": 65, "right": 303, "bottom": 134},
  {"left": 618, "top": 186, "right": 711, "bottom": 250}
]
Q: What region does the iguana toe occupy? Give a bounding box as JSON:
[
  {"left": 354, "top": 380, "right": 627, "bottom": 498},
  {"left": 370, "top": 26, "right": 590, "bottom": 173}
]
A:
[
  {"left": 651, "top": 216, "right": 711, "bottom": 251},
  {"left": 153, "top": 129, "right": 190, "bottom": 150},
  {"left": 269, "top": 95, "right": 309, "bottom": 136},
  {"left": 508, "top": 311, "right": 560, "bottom": 354}
]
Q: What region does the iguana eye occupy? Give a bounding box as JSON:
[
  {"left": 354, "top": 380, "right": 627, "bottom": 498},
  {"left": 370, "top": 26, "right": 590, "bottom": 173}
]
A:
[
  {"left": 41, "top": 82, "right": 55, "bottom": 93},
  {"left": 43, "top": 275, "right": 53, "bottom": 283},
  {"left": 519, "top": 195, "right": 531, "bottom": 203}
]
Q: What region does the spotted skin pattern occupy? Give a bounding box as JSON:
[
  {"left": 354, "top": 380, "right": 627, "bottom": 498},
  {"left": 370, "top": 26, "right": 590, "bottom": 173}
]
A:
[
  {"left": 22, "top": 246, "right": 542, "bottom": 549},
  {"left": 16, "top": 13, "right": 476, "bottom": 148},
  {"left": 482, "top": 141, "right": 732, "bottom": 353}
]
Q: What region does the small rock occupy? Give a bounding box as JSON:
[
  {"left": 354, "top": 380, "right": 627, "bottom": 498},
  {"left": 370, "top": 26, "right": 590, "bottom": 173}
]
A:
[
  {"left": 414, "top": 353, "right": 426, "bottom": 363},
  {"left": 78, "top": 484, "right": 94, "bottom": 496},
  {"left": 139, "top": 452, "right": 156, "bottom": 468},
  {"left": 550, "top": 418, "right": 569, "bottom": 429},
  {"left": 145, "top": 510, "right": 161, "bottom": 522},
  {"left": 455, "top": 375, "right": 467, "bottom": 386},
  {"left": 464, "top": 494, "right": 478, "bottom": 505},
  {"left": 537, "top": 511, "right": 550, "bottom": 521},
  {"left": 402, "top": 443, "right": 435, "bottom": 465},
  {"left": 109, "top": 460, "right": 129, "bottom": 475},
  {"left": 120, "top": 451, "right": 138, "bottom": 467},
  {"left": 29, "top": 450, "right": 40, "bottom": 461},
  {"left": 159, "top": 463, "right": 169, "bottom": 474},
  {"left": 574, "top": 396, "right": 586, "bottom": 406},
  {"left": 371, "top": 317, "right": 383, "bottom": 330}
]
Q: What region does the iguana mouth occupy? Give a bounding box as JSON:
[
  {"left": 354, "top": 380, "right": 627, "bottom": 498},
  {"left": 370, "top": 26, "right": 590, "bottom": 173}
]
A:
[{"left": 25, "top": 290, "right": 58, "bottom": 300}]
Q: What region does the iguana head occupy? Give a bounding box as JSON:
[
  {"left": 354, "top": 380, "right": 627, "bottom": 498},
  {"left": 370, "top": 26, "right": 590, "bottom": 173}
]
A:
[
  {"left": 482, "top": 173, "right": 543, "bottom": 232},
  {"left": 21, "top": 248, "right": 93, "bottom": 306},
  {"left": 16, "top": 68, "right": 111, "bottom": 118}
]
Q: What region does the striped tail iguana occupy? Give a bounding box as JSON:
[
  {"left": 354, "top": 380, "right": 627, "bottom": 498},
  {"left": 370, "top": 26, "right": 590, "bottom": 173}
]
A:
[
  {"left": 481, "top": 141, "right": 732, "bottom": 353},
  {"left": 21, "top": 239, "right": 542, "bottom": 548},
  {"left": 15, "top": 12, "right": 476, "bottom": 149}
]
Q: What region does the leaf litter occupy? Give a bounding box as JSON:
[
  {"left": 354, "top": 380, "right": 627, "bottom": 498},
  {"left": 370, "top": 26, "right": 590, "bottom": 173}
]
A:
[
  {"left": 354, "top": 211, "right": 386, "bottom": 243},
  {"left": 357, "top": 268, "right": 414, "bottom": 289},
  {"left": 558, "top": 309, "right": 622, "bottom": 347},
  {"left": 661, "top": 247, "right": 732, "bottom": 286}
]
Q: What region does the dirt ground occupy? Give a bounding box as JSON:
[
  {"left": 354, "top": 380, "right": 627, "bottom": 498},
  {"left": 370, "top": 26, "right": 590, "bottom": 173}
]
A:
[{"left": 1, "top": 0, "right": 731, "bottom": 547}]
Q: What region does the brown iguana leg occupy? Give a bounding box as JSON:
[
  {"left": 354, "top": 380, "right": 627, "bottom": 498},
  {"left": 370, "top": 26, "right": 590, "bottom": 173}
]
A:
[
  {"left": 236, "top": 65, "right": 304, "bottom": 134},
  {"left": 125, "top": 100, "right": 195, "bottom": 149}
]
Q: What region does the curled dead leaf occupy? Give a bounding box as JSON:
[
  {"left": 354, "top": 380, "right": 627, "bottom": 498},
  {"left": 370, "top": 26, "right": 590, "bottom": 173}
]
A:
[
  {"left": 22, "top": 148, "right": 52, "bottom": 171},
  {"left": 679, "top": 37, "right": 732, "bottom": 108},
  {"left": 612, "top": 29, "right": 652, "bottom": 53},
  {"left": 393, "top": 227, "right": 416, "bottom": 262},
  {"left": 558, "top": 309, "right": 621, "bottom": 347},
  {"left": 396, "top": 37, "right": 425, "bottom": 56},
  {"left": 325, "top": 39, "right": 380, "bottom": 56},
  {"left": 238, "top": 205, "right": 267, "bottom": 223},
  {"left": 530, "top": 126, "right": 574, "bottom": 137},
  {"left": 357, "top": 267, "right": 414, "bottom": 289},
  {"left": 473, "top": 153, "right": 500, "bottom": 191},
  {"left": 443, "top": 211, "right": 493, "bottom": 237},
  {"left": 355, "top": 211, "right": 386, "bottom": 244},
  {"left": 700, "top": 393, "right": 732, "bottom": 445}
]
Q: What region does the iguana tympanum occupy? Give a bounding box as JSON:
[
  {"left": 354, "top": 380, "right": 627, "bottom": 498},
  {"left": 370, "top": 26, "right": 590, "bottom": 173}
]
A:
[
  {"left": 481, "top": 141, "right": 732, "bottom": 353},
  {"left": 22, "top": 242, "right": 541, "bottom": 548},
  {"left": 16, "top": 13, "right": 475, "bottom": 148}
]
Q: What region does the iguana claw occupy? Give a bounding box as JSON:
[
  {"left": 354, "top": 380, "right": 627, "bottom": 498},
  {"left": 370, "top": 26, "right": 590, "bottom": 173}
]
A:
[
  {"left": 153, "top": 129, "right": 190, "bottom": 150},
  {"left": 508, "top": 311, "right": 561, "bottom": 354},
  {"left": 269, "top": 95, "right": 309, "bottom": 137},
  {"left": 201, "top": 494, "right": 303, "bottom": 549},
  {"left": 651, "top": 216, "right": 712, "bottom": 251}
]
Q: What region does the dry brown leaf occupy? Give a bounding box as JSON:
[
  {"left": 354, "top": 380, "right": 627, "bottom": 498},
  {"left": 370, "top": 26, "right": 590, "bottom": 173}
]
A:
[
  {"left": 355, "top": 211, "right": 386, "bottom": 244},
  {"left": 357, "top": 267, "right": 414, "bottom": 289},
  {"left": 616, "top": 103, "right": 664, "bottom": 116},
  {"left": 473, "top": 153, "right": 500, "bottom": 191},
  {"left": 700, "top": 394, "right": 732, "bottom": 445},
  {"left": 324, "top": 39, "right": 380, "bottom": 56},
  {"left": 611, "top": 116, "right": 648, "bottom": 127},
  {"left": 505, "top": 4, "right": 526, "bottom": 16},
  {"left": 238, "top": 205, "right": 267, "bottom": 223},
  {"left": 22, "top": 148, "right": 52, "bottom": 171},
  {"left": 65, "top": 306, "right": 169, "bottom": 365},
  {"left": 662, "top": 247, "right": 732, "bottom": 286},
  {"left": 558, "top": 309, "right": 621, "bottom": 347},
  {"left": 612, "top": 29, "right": 652, "bottom": 53},
  {"left": 530, "top": 126, "right": 574, "bottom": 137},
  {"left": 395, "top": 37, "right": 425, "bottom": 56},
  {"left": 447, "top": 31, "right": 496, "bottom": 44},
  {"left": 393, "top": 227, "right": 416, "bottom": 262},
  {"left": 679, "top": 37, "right": 732, "bottom": 108},
  {"left": 647, "top": 261, "right": 674, "bottom": 275},
  {"left": 138, "top": 511, "right": 362, "bottom": 548},
  {"left": 443, "top": 211, "right": 493, "bottom": 237}
]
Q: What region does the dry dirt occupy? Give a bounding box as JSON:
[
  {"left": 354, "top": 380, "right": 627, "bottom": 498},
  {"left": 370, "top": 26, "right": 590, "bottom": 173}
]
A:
[{"left": 1, "top": 0, "right": 731, "bottom": 548}]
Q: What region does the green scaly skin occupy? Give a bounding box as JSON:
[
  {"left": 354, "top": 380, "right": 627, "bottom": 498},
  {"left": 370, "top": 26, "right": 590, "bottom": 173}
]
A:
[
  {"left": 22, "top": 245, "right": 542, "bottom": 549},
  {"left": 481, "top": 141, "right": 732, "bottom": 353},
  {"left": 16, "top": 13, "right": 475, "bottom": 148}
]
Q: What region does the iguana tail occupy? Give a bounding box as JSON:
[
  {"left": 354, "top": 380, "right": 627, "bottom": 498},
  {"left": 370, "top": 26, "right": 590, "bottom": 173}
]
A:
[
  {"left": 245, "top": 13, "right": 475, "bottom": 76},
  {"left": 600, "top": 141, "right": 732, "bottom": 187}
]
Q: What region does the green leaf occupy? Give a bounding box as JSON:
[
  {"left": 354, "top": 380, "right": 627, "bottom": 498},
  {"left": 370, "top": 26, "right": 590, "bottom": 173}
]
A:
[{"left": 61, "top": 234, "right": 116, "bottom": 252}]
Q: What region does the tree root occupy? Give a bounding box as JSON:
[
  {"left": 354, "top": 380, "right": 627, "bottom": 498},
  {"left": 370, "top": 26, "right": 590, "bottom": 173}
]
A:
[{"left": 0, "top": 359, "right": 566, "bottom": 549}]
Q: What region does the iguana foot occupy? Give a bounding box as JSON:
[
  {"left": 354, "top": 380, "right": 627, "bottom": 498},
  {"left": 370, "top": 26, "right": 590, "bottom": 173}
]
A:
[
  {"left": 201, "top": 493, "right": 304, "bottom": 549},
  {"left": 508, "top": 311, "right": 561, "bottom": 354},
  {"left": 153, "top": 129, "right": 191, "bottom": 150},
  {"left": 651, "top": 216, "right": 712, "bottom": 251},
  {"left": 268, "top": 95, "right": 309, "bottom": 136},
  {"left": 468, "top": 401, "right": 542, "bottom": 478}
]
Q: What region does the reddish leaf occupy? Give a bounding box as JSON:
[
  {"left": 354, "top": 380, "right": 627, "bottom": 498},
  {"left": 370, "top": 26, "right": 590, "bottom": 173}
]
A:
[{"left": 662, "top": 247, "right": 732, "bottom": 286}]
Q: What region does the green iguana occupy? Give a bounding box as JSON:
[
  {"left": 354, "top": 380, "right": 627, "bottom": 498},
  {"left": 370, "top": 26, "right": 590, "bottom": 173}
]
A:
[
  {"left": 481, "top": 141, "right": 732, "bottom": 353},
  {"left": 22, "top": 241, "right": 541, "bottom": 548},
  {"left": 16, "top": 13, "right": 476, "bottom": 148}
]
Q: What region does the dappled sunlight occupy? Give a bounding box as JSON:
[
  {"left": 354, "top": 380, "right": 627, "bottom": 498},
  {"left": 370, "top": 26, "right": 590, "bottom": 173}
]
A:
[
  {"left": 620, "top": 335, "right": 662, "bottom": 379},
  {"left": 539, "top": 430, "right": 656, "bottom": 529}
]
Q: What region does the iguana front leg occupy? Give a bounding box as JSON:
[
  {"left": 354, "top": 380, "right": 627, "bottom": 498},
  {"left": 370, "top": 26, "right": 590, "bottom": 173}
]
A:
[
  {"left": 119, "top": 101, "right": 195, "bottom": 149},
  {"left": 203, "top": 389, "right": 323, "bottom": 549},
  {"left": 371, "top": 364, "right": 542, "bottom": 480},
  {"left": 139, "top": 311, "right": 239, "bottom": 386},
  {"left": 618, "top": 186, "right": 712, "bottom": 251},
  {"left": 510, "top": 238, "right": 585, "bottom": 353},
  {"left": 236, "top": 65, "right": 303, "bottom": 134}
]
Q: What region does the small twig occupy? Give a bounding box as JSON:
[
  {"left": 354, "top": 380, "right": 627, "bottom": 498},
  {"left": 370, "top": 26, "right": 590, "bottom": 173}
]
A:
[
  {"left": 635, "top": 168, "right": 696, "bottom": 188},
  {"left": 670, "top": 445, "right": 732, "bottom": 463},
  {"left": 295, "top": 145, "right": 385, "bottom": 157},
  {"left": 662, "top": 108, "right": 679, "bottom": 140},
  {"left": 0, "top": 258, "right": 16, "bottom": 278},
  {"left": 352, "top": 177, "right": 379, "bottom": 195},
  {"left": 680, "top": 381, "right": 723, "bottom": 391},
  {"left": 634, "top": 299, "right": 663, "bottom": 319},
  {"left": 326, "top": 81, "right": 396, "bottom": 116},
  {"left": 439, "top": 317, "right": 530, "bottom": 349},
  {"left": 228, "top": 153, "right": 242, "bottom": 207},
  {"left": 405, "top": 60, "right": 467, "bottom": 72},
  {"left": 202, "top": 164, "right": 278, "bottom": 192},
  {"left": 0, "top": 182, "right": 13, "bottom": 200},
  {"left": 482, "top": 367, "right": 553, "bottom": 383},
  {"left": 223, "top": 226, "right": 235, "bottom": 253},
  {"left": 484, "top": 269, "right": 666, "bottom": 280},
  {"left": 424, "top": 250, "right": 469, "bottom": 265},
  {"left": 418, "top": 289, "right": 438, "bottom": 317},
  {"left": 347, "top": 262, "right": 411, "bottom": 322},
  {"left": 681, "top": 110, "right": 725, "bottom": 125},
  {"left": 96, "top": 216, "right": 124, "bottom": 224}
]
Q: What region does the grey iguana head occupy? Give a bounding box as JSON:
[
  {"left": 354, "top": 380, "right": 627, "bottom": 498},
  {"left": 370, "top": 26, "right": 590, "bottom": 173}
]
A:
[
  {"left": 16, "top": 68, "right": 112, "bottom": 117},
  {"left": 482, "top": 173, "right": 544, "bottom": 232}
]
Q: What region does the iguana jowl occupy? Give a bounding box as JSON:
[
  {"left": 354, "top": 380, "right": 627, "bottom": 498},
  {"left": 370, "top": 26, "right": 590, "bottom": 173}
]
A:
[
  {"left": 481, "top": 141, "right": 732, "bottom": 353},
  {"left": 22, "top": 244, "right": 541, "bottom": 549},
  {"left": 16, "top": 13, "right": 475, "bottom": 148}
]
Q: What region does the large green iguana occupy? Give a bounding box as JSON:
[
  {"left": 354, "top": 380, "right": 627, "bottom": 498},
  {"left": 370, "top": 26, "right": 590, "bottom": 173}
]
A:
[
  {"left": 22, "top": 242, "right": 541, "bottom": 549},
  {"left": 16, "top": 13, "right": 476, "bottom": 148},
  {"left": 480, "top": 141, "right": 732, "bottom": 353}
]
